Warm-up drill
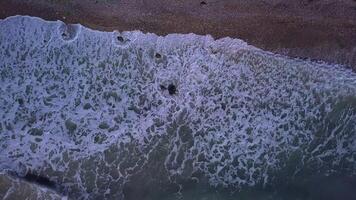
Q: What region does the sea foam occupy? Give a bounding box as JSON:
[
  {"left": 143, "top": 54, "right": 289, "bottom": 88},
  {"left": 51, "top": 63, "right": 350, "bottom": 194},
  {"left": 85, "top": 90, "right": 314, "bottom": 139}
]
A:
[{"left": 0, "top": 16, "right": 355, "bottom": 199}]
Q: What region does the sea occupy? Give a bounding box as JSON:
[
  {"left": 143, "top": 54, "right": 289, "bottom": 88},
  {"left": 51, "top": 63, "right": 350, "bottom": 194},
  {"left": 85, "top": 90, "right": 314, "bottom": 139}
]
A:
[{"left": 0, "top": 15, "right": 355, "bottom": 200}]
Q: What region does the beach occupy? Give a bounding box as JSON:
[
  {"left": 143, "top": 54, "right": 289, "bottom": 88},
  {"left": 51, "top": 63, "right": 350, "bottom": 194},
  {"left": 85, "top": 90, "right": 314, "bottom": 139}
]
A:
[
  {"left": 1, "top": 0, "right": 356, "bottom": 69},
  {"left": 1, "top": 1, "right": 356, "bottom": 199}
]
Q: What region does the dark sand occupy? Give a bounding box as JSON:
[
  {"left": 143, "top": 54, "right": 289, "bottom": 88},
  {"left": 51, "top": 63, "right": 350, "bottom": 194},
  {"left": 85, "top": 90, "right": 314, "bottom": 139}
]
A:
[{"left": 1, "top": 0, "right": 356, "bottom": 70}]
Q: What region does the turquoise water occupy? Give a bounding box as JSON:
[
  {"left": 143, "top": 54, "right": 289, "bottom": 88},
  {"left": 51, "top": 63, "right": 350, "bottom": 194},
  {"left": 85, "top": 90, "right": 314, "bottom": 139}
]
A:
[{"left": 0, "top": 16, "right": 355, "bottom": 199}]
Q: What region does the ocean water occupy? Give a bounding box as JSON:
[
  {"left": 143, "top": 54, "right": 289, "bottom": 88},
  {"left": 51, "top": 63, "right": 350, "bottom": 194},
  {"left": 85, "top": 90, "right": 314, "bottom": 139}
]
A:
[{"left": 0, "top": 16, "right": 355, "bottom": 200}]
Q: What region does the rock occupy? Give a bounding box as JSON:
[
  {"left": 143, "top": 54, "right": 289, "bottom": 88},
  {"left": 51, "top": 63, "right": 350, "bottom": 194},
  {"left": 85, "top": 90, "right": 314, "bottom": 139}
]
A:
[
  {"left": 168, "top": 84, "right": 176, "bottom": 95},
  {"left": 0, "top": 173, "right": 63, "bottom": 200},
  {"left": 155, "top": 53, "right": 161, "bottom": 58}
]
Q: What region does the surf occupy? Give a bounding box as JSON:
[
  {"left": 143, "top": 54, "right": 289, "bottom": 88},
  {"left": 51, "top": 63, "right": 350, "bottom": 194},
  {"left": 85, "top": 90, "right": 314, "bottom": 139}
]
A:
[{"left": 0, "top": 15, "right": 355, "bottom": 199}]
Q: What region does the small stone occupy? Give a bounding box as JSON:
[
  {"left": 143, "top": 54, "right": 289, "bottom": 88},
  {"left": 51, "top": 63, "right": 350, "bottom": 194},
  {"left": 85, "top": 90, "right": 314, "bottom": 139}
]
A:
[
  {"left": 155, "top": 53, "right": 162, "bottom": 58},
  {"left": 117, "top": 36, "right": 124, "bottom": 42},
  {"left": 168, "top": 84, "right": 177, "bottom": 95},
  {"left": 200, "top": 1, "right": 207, "bottom": 5},
  {"left": 17, "top": 98, "right": 24, "bottom": 106}
]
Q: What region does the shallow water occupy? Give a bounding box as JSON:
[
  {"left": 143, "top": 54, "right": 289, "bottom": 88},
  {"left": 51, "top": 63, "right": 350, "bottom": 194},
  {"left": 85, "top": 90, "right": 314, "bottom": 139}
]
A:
[{"left": 0, "top": 16, "right": 355, "bottom": 200}]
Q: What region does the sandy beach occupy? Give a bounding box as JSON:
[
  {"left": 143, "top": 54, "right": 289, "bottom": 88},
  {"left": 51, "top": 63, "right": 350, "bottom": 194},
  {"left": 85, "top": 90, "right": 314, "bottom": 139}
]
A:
[
  {"left": 0, "top": 0, "right": 356, "bottom": 69},
  {"left": 1, "top": 0, "right": 356, "bottom": 69}
]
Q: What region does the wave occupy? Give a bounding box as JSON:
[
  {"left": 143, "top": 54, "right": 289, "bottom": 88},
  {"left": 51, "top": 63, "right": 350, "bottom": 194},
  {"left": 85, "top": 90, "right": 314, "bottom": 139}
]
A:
[{"left": 0, "top": 15, "right": 356, "bottom": 199}]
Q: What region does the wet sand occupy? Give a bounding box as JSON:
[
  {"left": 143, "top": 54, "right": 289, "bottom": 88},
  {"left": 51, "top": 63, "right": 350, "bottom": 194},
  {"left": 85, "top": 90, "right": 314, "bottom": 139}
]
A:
[{"left": 1, "top": 0, "right": 356, "bottom": 70}]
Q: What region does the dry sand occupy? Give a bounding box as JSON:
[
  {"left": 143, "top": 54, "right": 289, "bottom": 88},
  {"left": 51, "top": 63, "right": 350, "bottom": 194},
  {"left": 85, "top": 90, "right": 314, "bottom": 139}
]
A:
[{"left": 1, "top": 0, "right": 356, "bottom": 70}]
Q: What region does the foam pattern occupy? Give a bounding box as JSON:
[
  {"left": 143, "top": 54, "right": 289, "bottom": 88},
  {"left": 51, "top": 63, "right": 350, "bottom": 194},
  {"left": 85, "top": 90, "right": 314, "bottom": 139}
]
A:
[{"left": 0, "top": 16, "right": 356, "bottom": 199}]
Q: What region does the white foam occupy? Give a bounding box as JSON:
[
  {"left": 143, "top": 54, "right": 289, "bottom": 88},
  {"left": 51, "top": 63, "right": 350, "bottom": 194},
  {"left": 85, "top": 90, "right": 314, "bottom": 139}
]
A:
[{"left": 1, "top": 15, "right": 356, "bottom": 198}]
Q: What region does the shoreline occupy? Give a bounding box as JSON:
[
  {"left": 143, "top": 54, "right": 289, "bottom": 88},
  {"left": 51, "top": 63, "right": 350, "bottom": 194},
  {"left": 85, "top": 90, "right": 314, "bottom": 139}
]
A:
[{"left": 1, "top": 0, "right": 356, "bottom": 70}]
